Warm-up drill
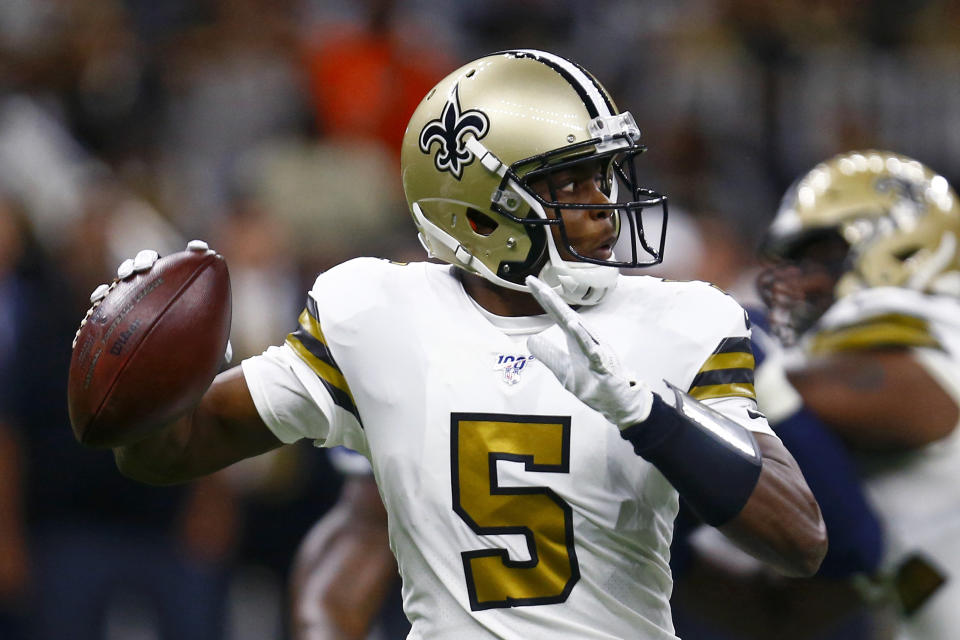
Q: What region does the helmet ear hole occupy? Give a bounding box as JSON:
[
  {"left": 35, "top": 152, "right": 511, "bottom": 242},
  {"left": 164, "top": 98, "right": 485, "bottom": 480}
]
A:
[{"left": 466, "top": 208, "right": 499, "bottom": 236}]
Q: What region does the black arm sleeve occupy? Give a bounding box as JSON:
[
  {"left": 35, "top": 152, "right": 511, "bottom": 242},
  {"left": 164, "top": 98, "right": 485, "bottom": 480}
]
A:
[{"left": 620, "top": 391, "right": 762, "bottom": 526}]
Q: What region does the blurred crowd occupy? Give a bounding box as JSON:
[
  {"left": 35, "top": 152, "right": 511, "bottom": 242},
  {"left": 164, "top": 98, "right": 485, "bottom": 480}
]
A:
[{"left": 1, "top": 0, "right": 959, "bottom": 638}]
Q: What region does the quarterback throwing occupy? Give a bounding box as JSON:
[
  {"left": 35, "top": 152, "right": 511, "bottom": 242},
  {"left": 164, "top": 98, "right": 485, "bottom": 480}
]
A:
[{"left": 98, "top": 50, "right": 826, "bottom": 639}]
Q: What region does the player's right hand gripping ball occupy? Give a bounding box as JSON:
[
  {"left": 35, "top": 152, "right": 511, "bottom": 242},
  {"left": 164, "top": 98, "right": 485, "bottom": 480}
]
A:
[{"left": 67, "top": 241, "right": 232, "bottom": 448}]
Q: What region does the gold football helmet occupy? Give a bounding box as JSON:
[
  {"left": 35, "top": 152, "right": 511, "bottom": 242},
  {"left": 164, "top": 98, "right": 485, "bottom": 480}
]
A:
[
  {"left": 401, "top": 49, "right": 667, "bottom": 305},
  {"left": 760, "top": 150, "right": 960, "bottom": 340}
]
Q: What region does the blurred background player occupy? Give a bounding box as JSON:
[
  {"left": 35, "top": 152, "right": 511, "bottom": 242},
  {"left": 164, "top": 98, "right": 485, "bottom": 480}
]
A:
[
  {"left": 758, "top": 150, "right": 960, "bottom": 638},
  {"left": 675, "top": 150, "right": 960, "bottom": 640},
  {"left": 289, "top": 448, "right": 407, "bottom": 640}
]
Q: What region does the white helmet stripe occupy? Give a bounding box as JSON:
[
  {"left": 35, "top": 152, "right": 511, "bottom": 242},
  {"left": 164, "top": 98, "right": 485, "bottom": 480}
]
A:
[{"left": 507, "top": 49, "right": 614, "bottom": 119}]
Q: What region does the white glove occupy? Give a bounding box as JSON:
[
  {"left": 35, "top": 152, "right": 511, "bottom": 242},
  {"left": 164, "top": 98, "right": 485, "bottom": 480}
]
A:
[{"left": 525, "top": 275, "right": 654, "bottom": 429}]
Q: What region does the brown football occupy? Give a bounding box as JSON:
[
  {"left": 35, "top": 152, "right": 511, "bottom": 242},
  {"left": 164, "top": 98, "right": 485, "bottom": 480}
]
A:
[{"left": 67, "top": 246, "right": 231, "bottom": 448}]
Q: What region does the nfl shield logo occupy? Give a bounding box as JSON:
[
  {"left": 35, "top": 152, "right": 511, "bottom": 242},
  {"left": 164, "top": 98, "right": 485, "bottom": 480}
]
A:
[{"left": 493, "top": 354, "right": 534, "bottom": 386}]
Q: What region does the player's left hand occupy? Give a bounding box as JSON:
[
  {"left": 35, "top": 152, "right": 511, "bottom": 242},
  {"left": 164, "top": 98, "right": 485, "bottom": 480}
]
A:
[{"left": 526, "top": 276, "right": 654, "bottom": 428}]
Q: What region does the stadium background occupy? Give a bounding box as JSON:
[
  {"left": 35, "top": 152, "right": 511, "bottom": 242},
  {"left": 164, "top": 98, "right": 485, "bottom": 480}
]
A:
[{"left": 1, "top": 0, "right": 959, "bottom": 638}]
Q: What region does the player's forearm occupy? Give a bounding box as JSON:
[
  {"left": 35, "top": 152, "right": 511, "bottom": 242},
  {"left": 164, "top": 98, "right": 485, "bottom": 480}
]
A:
[
  {"left": 720, "top": 435, "right": 827, "bottom": 578},
  {"left": 292, "top": 477, "right": 397, "bottom": 640},
  {"left": 621, "top": 396, "right": 826, "bottom": 576},
  {"left": 319, "top": 523, "right": 397, "bottom": 639},
  {"left": 788, "top": 350, "right": 958, "bottom": 449},
  {"left": 114, "top": 367, "right": 282, "bottom": 485}
]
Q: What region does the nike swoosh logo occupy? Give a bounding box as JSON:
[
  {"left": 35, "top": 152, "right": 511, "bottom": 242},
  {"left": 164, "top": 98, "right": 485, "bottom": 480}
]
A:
[{"left": 747, "top": 409, "right": 765, "bottom": 420}]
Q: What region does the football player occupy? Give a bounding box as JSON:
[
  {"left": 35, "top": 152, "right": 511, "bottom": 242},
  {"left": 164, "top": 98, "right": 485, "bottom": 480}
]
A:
[
  {"left": 754, "top": 150, "right": 960, "bottom": 638},
  {"left": 289, "top": 449, "right": 407, "bottom": 640},
  {"left": 102, "top": 50, "right": 826, "bottom": 639}
]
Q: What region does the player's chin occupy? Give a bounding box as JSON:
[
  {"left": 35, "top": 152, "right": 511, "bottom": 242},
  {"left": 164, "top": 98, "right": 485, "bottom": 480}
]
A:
[
  {"left": 589, "top": 245, "right": 614, "bottom": 261},
  {"left": 571, "top": 245, "right": 614, "bottom": 262}
]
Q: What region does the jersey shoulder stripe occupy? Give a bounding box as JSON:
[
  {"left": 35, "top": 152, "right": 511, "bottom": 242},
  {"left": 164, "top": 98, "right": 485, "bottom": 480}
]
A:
[
  {"left": 284, "top": 297, "right": 362, "bottom": 425},
  {"left": 689, "top": 336, "right": 756, "bottom": 401},
  {"left": 810, "top": 312, "right": 943, "bottom": 355}
]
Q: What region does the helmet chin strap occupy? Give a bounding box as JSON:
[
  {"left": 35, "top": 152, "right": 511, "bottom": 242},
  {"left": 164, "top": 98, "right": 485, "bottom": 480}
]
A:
[
  {"left": 537, "top": 230, "right": 619, "bottom": 305},
  {"left": 538, "top": 262, "right": 616, "bottom": 305}
]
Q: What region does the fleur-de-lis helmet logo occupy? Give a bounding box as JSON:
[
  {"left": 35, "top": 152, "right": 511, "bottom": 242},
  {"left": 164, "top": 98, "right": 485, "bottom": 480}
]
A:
[{"left": 418, "top": 84, "right": 490, "bottom": 180}]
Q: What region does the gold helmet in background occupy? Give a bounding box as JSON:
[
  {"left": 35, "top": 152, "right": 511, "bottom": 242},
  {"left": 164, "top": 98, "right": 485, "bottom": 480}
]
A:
[
  {"left": 401, "top": 49, "right": 668, "bottom": 306},
  {"left": 759, "top": 150, "right": 960, "bottom": 344},
  {"left": 764, "top": 150, "right": 960, "bottom": 297}
]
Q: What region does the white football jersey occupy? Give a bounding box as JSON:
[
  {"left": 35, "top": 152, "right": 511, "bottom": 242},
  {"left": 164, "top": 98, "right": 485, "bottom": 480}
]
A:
[
  {"left": 806, "top": 286, "right": 960, "bottom": 638},
  {"left": 242, "top": 259, "right": 772, "bottom": 640}
]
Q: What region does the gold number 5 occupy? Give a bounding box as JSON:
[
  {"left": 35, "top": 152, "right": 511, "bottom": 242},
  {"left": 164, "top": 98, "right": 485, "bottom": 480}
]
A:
[{"left": 451, "top": 413, "right": 580, "bottom": 611}]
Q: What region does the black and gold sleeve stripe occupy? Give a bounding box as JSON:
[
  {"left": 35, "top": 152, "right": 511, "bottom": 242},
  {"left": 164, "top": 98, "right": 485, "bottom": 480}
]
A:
[
  {"left": 285, "top": 297, "right": 362, "bottom": 425},
  {"left": 688, "top": 337, "right": 756, "bottom": 402},
  {"left": 810, "top": 313, "right": 942, "bottom": 355}
]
